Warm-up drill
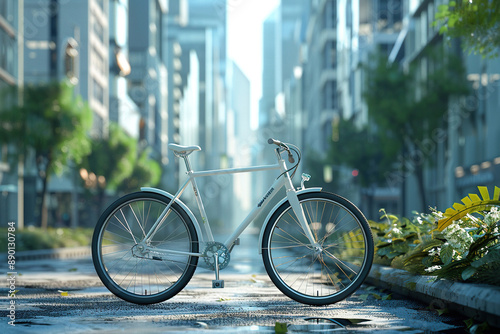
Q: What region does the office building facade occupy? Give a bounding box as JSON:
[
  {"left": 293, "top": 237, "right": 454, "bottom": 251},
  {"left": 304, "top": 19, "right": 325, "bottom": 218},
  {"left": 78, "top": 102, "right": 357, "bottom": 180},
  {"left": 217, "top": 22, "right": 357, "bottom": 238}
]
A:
[
  {"left": 128, "top": 0, "right": 168, "bottom": 170},
  {"left": 109, "top": 0, "right": 140, "bottom": 138},
  {"left": 24, "top": 0, "right": 110, "bottom": 137},
  {"left": 393, "top": 0, "right": 500, "bottom": 214},
  {"left": 0, "top": 0, "right": 22, "bottom": 225}
]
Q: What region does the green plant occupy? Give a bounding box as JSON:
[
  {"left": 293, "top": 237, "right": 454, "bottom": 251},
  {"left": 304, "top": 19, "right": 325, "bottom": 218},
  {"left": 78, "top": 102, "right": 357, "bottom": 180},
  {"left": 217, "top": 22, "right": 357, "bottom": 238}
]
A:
[
  {"left": 371, "top": 187, "right": 500, "bottom": 285},
  {"left": 405, "top": 187, "right": 500, "bottom": 285},
  {"left": 410, "top": 207, "right": 500, "bottom": 284},
  {"left": 369, "top": 209, "right": 436, "bottom": 268}
]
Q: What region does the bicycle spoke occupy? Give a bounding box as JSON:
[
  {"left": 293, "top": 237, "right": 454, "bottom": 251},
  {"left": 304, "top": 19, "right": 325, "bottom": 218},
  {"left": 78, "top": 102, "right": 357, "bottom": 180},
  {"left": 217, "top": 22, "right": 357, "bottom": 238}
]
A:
[
  {"left": 129, "top": 203, "right": 148, "bottom": 239},
  {"left": 114, "top": 209, "right": 138, "bottom": 244},
  {"left": 323, "top": 249, "right": 361, "bottom": 275},
  {"left": 267, "top": 243, "right": 309, "bottom": 250},
  {"left": 319, "top": 256, "right": 346, "bottom": 290}
]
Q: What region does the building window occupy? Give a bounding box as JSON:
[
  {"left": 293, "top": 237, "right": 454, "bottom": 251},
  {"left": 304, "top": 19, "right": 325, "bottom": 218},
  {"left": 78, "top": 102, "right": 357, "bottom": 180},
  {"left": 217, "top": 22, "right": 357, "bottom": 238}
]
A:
[
  {"left": 92, "top": 47, "right": 106, "bottom": 76},
  {"left": 92, "top": 113, "right": 105, "bottom": 138},
  {"left": 0, "top": 0, "right": 16, "bottom": 26},
  {"left": 325, "top": 1, "right": 336, "bottom": 29},
  {"left": 324, "top": 41, "right": 335, "bottom": 68},
  {"left": 93, "top": 79, "right": 104, "bottom": 105},
  {"left": 0, "top": 29, "right": 16, "bottom": 78},
  {"left": 95, "top": 0, "right": 105, "bottom": 11},
  {"left": 93, "top": 20, "right": 105, "bottom": 44},
  {"left": 323, "top": 81, "right": 336, "bottom": 110}
]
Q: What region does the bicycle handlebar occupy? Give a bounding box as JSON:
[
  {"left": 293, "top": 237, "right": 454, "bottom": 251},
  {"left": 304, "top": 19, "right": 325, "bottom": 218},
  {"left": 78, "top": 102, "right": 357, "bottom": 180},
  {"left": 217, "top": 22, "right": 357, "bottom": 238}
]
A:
[{"left": 268, "top": 138, "right": 295, "bottom": 163}]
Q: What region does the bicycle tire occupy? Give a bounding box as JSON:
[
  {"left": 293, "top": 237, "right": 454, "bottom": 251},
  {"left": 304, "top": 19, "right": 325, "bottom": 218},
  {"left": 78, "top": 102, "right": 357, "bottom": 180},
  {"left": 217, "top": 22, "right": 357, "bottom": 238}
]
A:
[
  {"left": 262, "top": 191, "right": 373, "bottom": 305},
  {"left": 92, "top": 192, "right": 199, "bottom": 304}
]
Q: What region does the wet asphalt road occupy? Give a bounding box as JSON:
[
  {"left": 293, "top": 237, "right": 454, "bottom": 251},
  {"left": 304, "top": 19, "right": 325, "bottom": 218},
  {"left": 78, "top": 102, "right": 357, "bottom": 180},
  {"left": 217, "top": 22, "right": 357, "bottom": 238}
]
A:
[{"left": 1, "top": 233, "right": 468, "bottom": 333}]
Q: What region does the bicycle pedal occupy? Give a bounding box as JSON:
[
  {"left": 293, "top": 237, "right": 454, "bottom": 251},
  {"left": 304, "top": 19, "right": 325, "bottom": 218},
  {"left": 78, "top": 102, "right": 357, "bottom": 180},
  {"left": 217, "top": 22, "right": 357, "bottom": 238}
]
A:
[{"left": 212, "top": 280, "right": 224, "bottom": 288}]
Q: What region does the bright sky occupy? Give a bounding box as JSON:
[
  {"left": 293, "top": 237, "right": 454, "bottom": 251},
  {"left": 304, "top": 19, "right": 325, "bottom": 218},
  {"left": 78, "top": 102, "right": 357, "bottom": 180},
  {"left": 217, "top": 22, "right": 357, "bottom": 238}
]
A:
[{"left": 226, "top": 0, "right": 280, "bottom": 129}]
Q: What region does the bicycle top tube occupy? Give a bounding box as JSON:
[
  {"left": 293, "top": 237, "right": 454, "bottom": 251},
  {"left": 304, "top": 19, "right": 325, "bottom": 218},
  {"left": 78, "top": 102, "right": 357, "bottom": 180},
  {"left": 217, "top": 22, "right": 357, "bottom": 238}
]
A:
[{"left": 190, "top": 164, "right": 281, "bottom": 177}]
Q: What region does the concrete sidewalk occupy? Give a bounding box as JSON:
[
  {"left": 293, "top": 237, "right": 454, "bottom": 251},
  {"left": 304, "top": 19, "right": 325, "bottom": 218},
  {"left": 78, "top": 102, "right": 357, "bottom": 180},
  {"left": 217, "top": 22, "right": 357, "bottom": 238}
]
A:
[
  {"left": 367, "top": 264, "right": 500, "bottom": 327},
  {"left": 7, "top": 247, "right": 500, "bottom": 328}
]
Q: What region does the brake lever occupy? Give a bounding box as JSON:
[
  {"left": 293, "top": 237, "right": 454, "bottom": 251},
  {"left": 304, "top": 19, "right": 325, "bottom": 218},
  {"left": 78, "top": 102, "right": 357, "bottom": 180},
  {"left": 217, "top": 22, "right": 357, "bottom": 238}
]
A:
[{"left": 269, "top": 138, "right": 295, "bottom": 163}]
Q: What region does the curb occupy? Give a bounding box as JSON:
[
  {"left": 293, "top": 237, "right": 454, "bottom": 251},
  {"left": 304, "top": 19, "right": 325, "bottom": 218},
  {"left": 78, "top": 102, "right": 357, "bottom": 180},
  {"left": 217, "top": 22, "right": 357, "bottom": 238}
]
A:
[
  {"left": 4, "top": 246, "right": 91, "bottom": 261},
  {"left": 367, "top": 264, "right": 500, "bottom": 327}
]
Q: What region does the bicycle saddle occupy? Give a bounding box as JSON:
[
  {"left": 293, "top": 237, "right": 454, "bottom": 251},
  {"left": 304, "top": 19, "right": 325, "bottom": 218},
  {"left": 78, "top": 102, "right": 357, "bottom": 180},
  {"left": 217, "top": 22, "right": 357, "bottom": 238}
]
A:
[{"left": 168, "top": 144, "right": 202, "bottom": 156}]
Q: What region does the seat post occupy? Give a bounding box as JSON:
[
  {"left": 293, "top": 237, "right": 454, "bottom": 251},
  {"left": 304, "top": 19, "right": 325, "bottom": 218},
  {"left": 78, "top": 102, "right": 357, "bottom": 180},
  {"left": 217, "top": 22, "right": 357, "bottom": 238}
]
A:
[{"left": 183, "top": 156, "right": 193, "bottom": 172}]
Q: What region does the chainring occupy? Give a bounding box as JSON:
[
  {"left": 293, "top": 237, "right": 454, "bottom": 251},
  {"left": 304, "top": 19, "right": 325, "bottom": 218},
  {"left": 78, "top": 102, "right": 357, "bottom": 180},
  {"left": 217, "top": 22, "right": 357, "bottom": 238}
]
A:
[{"left": 203, "top": 241, "right": 230, "bottom": 271}]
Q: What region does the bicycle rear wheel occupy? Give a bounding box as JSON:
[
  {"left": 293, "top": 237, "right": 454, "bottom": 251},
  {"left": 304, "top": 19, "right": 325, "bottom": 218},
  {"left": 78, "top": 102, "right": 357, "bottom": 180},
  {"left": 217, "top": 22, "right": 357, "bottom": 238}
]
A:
[
  {"left": 92, "top": 192, "right": 199, "bottom": 304},
  {"left": 262, "top": 191, "right": 373, "bottom": 305}
]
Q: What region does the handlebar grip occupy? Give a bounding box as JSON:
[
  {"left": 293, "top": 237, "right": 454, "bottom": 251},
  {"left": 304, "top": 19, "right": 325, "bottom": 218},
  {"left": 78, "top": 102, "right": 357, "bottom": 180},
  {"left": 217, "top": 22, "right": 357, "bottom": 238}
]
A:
[
  {"left": 269, "top": 138, "right": 296, "bottom": 164},
  {"left": 268, "top": 138, "right": 281, "bottom": 146}
]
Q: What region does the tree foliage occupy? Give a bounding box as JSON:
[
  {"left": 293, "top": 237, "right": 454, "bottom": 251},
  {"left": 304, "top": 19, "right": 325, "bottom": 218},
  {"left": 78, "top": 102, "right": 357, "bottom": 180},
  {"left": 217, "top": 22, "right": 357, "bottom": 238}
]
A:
[
  {"left": 117, "top": 148, "right": 161, "bottom": 194},
  {"left": 362, "top": 47, "right": 469, "bottom": 211},
  {"left": 0, "top": 80, "right": 93, "bottom": 228},
  {"left": 1, "top": 81, "right": 92, "bottom": 171},
  {"left": 435, "top": 0, "right": 500, "bottom": 57},
  {"left": 81, "top": 123, "right": 163, "bottom": 218},
  {"left": 83, "top": 122, "right": 137, "bottom": 191},
  {"left": 329, "top": 117, "right": 390, "bottom": 188}
]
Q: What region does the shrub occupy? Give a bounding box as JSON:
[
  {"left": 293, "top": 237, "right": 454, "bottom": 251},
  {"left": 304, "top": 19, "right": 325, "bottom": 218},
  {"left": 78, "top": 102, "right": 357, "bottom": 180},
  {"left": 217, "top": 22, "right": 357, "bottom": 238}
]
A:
[
  {"left": 0, "top": 227, "right": 93, "bottom": 251},
  {"left": 369, "top": 209, "right": 436, "bottom": 268},
  {"left": 404, "top": 207, "right": 500, "bottom": 284},
  {"left": 370, "top": 186, "right": 500, "bottom": 286}
]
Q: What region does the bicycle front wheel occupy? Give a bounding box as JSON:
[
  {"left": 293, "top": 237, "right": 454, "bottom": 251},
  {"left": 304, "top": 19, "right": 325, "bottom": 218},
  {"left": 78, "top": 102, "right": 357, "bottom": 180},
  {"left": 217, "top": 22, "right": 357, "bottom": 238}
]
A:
[
  {"left": 262, "top": 191, "right": 373, "bottom": 305},
  {"left": 92, "top": 192, "right": 199, "bottom": 304}
]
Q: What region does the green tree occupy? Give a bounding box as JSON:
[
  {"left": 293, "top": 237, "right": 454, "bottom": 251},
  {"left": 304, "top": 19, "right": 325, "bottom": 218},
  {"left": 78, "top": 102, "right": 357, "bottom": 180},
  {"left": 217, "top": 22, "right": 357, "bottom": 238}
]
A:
[
  {"left": 82, "top": 122, "right": 137, "bottom": 213},
  {"left": 117, "top": 148, "right": 161, "bottom": 194},
  {"left": 327, "top": 117, "right": 395, "bottom": 215},
  {"left": 0, "top": 80, "right": 92, "bottom": 228},
  {"left": 434, "top": 0, "right": 500, "bottom": 57},
  {"left": 329, "top": 118, "right": 390, "bottom": 188},
  {"left": 363, "top": 48, "right": 468, "bottom": 212}
]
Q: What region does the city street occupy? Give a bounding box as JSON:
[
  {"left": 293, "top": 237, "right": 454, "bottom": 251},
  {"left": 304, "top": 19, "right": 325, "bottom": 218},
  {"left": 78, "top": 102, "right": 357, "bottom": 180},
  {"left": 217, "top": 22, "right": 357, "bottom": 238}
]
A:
[{"left": 1, "top": 234, "right": 468, "bottom": 333}]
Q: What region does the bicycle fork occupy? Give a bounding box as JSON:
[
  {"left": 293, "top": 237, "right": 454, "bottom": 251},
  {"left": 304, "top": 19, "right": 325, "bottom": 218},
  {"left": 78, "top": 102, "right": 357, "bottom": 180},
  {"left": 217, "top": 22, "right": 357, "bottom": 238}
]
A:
[{"left": 279, "top": 158, "right": 321, "bottom": 250}]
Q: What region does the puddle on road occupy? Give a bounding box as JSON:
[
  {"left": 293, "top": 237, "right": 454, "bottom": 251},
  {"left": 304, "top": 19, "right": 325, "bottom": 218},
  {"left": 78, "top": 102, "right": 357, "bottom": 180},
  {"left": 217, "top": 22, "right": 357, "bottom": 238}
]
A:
[
  {"left": 189, "top": 317, "right": 462, "bottom": 333},
  {"left": 190, "top": 317, "right": 396, "bottom": 333}
]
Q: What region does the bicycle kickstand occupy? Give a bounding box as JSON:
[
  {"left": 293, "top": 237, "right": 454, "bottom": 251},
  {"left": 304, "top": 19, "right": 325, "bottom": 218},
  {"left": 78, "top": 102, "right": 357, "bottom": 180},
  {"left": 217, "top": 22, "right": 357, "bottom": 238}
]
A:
[{"left": 212, "top": 255, "right": 224, "bottom": 288}]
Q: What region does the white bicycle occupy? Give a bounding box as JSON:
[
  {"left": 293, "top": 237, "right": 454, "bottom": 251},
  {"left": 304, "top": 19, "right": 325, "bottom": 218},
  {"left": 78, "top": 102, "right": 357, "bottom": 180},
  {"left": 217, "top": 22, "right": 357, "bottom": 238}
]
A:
[{"left": 92, "top": 139, "right": 374, "bottom": 305}]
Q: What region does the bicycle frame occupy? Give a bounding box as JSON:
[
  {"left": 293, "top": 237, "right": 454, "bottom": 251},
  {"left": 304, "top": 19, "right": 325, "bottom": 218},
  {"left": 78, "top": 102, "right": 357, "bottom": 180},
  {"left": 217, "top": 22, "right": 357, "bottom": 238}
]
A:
[
  {"left": 93, "top": 140, "right": 374, "bottom": 305},
  {"left": 139, "top": 148, "right": 319, "bottom": 258}
]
